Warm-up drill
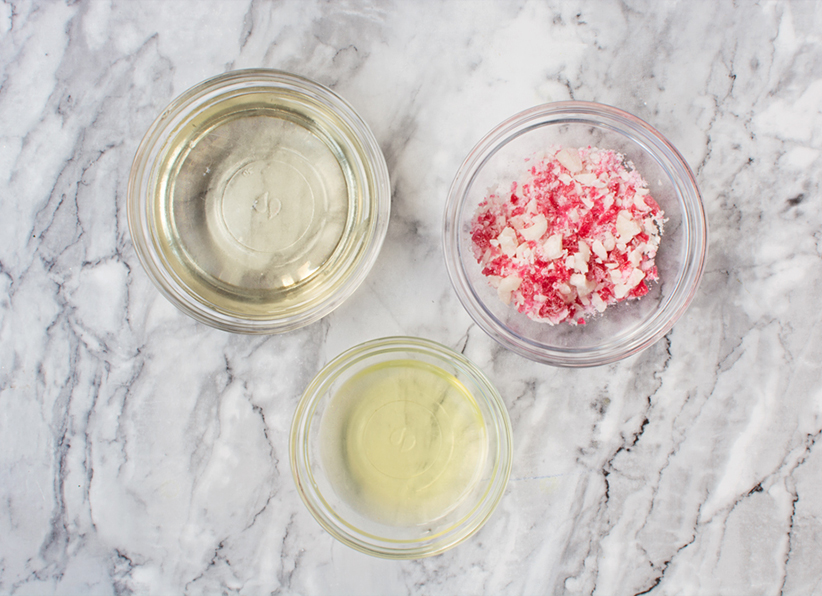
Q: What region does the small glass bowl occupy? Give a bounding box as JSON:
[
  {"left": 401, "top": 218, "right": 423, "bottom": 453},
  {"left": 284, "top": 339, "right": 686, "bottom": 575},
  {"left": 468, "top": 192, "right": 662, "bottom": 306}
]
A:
[
  {"left": 443, "top": 101, "right": 707, "bottom": 367},
  {"left": 128, "top": 69, "right": 390, "bottom": 333},
  {"left": 290, "top": 337, "right": 512, "bottom": 559}
]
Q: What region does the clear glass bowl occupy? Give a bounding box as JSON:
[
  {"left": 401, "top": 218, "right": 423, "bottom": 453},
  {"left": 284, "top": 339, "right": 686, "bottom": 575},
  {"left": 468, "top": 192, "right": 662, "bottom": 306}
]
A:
[
  {"left": 128, "top": 69, "right": 390, "bottom": 333},
  {"left": 290, "top": 337, "right": 512, "bottom": 559},
  {"left": 443, "top": 101, "right": 707, "bottom": 367}
]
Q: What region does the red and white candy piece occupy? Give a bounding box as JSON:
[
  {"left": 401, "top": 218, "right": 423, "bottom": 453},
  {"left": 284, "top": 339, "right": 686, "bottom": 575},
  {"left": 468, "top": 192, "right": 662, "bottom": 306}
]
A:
[{"left": 470, "top": 146, "right": 664, "bottom": 325}]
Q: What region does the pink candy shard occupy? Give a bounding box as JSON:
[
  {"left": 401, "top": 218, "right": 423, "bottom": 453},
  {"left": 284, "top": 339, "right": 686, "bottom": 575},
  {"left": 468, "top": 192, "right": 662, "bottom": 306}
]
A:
[{"left": 470, "top": 146, "right": 665, "bottom": 325}]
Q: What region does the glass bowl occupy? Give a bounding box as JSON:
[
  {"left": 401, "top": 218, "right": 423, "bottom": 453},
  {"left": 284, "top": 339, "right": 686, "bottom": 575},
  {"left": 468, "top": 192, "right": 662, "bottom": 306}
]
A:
[
  {"left": 290, "top": 337, "right": 512, "bottom": 559},
  {"left": 443, "top": 101, "right": 707, "bottom": 367},
  {"left": 128, "top": 69, "right": 390, "bottom": 333}
]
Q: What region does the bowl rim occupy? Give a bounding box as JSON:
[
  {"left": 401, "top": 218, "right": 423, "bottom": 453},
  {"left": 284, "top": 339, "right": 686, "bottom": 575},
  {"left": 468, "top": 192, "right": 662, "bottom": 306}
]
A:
[
  {"left": 289, "top": 335, "right": 513, "bottom": 559},
  {"left": 127, "top": 68, "right": 391, "bottom": 334},
  {"left": 443, "top": 100, "right": 707, "bottom": 367}
]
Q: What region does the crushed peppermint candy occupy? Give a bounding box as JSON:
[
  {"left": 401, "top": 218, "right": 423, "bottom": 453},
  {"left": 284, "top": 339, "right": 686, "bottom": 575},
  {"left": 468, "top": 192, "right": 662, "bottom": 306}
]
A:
[{"left": 470, "top": 146, "right": 664, "bottom": 325}]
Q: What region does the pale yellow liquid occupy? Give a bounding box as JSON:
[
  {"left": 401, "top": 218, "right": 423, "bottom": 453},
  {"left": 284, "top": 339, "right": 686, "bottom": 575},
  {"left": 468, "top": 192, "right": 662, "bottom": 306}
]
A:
[
  {"left": 150, "top": 91, "right": 360, "bottom": 318},
  {"left": 320, "top": 360, "right": 488, "bottom": 527}
]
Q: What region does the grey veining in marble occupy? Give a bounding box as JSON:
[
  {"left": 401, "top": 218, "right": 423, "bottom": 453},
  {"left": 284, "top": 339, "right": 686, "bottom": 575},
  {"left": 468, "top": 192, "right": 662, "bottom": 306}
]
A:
[{"left": 2, "top": 1, "right": 822, "bottom": 594}]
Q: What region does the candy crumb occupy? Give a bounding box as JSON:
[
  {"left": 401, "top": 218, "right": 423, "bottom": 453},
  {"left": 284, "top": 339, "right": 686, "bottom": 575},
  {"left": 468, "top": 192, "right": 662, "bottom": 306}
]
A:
[{"left": 470, "top": 146, "right": 665, "bottom": 325}]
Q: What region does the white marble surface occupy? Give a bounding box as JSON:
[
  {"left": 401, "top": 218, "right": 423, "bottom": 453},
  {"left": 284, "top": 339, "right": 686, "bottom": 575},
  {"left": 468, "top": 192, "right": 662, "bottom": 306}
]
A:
[{"left": 2, "top": 0, "right": 822, "bottom": 594}]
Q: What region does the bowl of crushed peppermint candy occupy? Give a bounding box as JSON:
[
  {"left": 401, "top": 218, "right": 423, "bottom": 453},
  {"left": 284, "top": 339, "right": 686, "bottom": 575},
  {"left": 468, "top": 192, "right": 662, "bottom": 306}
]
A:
[{"left": 443, "top": 101, "right": 707, "bottom": 367}]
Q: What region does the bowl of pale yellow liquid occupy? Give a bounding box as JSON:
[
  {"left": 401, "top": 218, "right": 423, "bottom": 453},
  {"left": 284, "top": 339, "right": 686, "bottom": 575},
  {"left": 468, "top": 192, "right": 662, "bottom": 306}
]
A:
[
  {"left": 290, "top": 337, "right": 512, "bottom": 559},
  {"left": 128, "top": 69, "right": 390, "bottom": 333}
]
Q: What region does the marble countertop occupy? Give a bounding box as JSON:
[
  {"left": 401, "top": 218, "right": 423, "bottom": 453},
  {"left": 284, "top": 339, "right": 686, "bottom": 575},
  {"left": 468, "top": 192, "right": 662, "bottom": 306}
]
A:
[{"left": 2, "top": 1, "right": 822, "bottom": 594}]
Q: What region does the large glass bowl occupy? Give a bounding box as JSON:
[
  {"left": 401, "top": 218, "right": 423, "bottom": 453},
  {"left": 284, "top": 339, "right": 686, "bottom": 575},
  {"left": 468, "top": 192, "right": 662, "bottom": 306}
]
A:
[
  {"left": 128, "top": 69, "right": 390, "bottom": 333},
  {"left": 443, "top": 101, "right": 707, "bottom": 367},
  {"left": 290, "top": 337, "right": 512, "bottom": 559}
]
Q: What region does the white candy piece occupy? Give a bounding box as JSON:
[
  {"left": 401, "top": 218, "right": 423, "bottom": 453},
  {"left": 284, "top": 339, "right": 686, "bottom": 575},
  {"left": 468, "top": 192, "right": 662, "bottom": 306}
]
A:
[
  {"left": 543, "top": 234, "right": 564, "bottom": 260},
  {"left": 497, "top": 227, "right": 519, "bottom": 257},
  {"left": 627, "top": 267, "right": 645, "bottom": 288},
  {"left": 570, "top": 273, "right": 595, "bottom": 296},
  {"left": 603, "top": 193, "right": 615, "bottom": 210},
  {"left": 497, "top": 274, "right": 522, "bottom": 305},
  {"left": 603, "top": 231, "right": 616, "bottom": 251},
  {"left": 614, "top": 282, "right": 629, "bottom": 300},
  {"left": 573, "top": 252, "right": 589, "bottom": 274},
  {"left": 520, "top": 213, "right": 548, "bottom": 241},
  {"left": 591, "top": 292, "right": 608, "bottom": 313},
  {"left": 508, "top": 215, "right": 524, "bottom": 231},
  {"left": 515, "top": 242, "right": 532, "bottom": 261},
  {"left": 616, "top": 210, "right": 642, "bottom": 240},
  {"left": 578, "top": 240, "right": 591, "bottom": 262},
  {"left": 556, "top": 148, "right": 583, "bottom": 173},
  {"left": 633, "top": 192, "right": 649, "bottom": 210},
  {"left": 575, "top": 172, "right": 597, "bottom": 186}
]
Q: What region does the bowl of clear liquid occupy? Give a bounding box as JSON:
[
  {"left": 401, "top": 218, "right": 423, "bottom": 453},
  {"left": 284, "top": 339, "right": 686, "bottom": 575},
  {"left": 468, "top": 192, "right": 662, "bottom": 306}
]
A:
[
  {"left": 290, "top": 337, "right": 512, "bottom": 559},
  {"left": 128, "top": 69, "right": 390, "bottom": 333}
]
